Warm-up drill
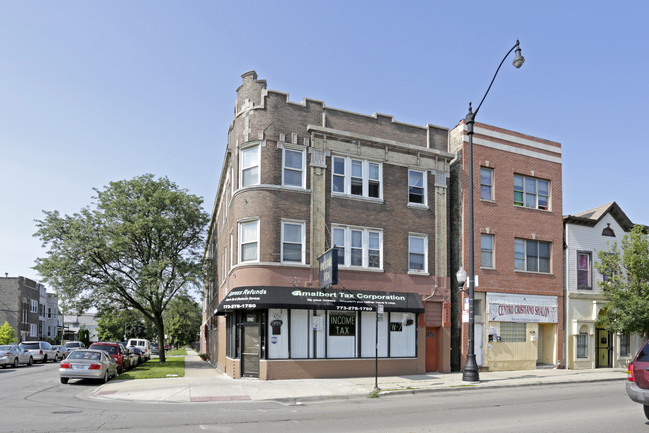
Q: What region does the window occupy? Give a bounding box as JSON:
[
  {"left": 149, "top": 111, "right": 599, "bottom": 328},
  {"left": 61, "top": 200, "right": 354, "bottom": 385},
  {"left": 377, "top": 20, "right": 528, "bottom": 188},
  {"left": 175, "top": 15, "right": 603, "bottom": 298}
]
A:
[
  {"left": 48, "top": 307, "right": 52, "bottom": 319},
  {"left": 481, "top": 234, "right": 494, "bottom": 268},
  {"left": 515, "top": 239, "right": 551, "bottom": 273},
  {"left": 408, "top": 234, "right": 427, "bottom": 272},
  {"left": 30, "top": 300, "right": 38, "bottom": 313},
  {"left": 620, "top": 334, "right": 630, "bottom": 357},
  {"left": 577, "top": 252, "right": 592, "bottom": 289},
  {"left": 332, "top": 225, "right": 382, "bottom": 269},
  {"left": 577, "top": 333, "right": 588, "bottom": 358},
  {"left": 514, "top": 174, "right": 549, "bottom": 210},
  {"left": 238, "top": 220, "right": 259, "bottom": 263},
  {"left": 480, "top": 167, "right": 494, "bottom": 200},
  {"left": 282, "top": 147, "right": 305, "bottom": 188},
  {"left": 282, "top": 221, "right": 305, "bottom": 264},
  {"left": 408, "top": 170, "right": 427, "bottom": 205},
  {"left": 331, "top": 156, "right": 382, "bottom": 199},
  {"left": 500, "top": 322, "right": 526, "bottom": 342},
  {"left": 30, "top": 324, "right": 37, "bottom": 337},
  {"left": 240, "top": 144, "right": 260, "bottom": 187}
]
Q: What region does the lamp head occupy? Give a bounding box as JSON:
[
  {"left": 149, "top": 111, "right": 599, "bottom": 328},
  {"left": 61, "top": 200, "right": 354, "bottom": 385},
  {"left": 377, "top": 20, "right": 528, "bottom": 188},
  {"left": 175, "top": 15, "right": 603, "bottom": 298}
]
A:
[
  {"left": 512, "top": 41, "right": 525, "bottom": 69},
  {"left": 456, "top": 266, "right": 467, "bottom": 285}
]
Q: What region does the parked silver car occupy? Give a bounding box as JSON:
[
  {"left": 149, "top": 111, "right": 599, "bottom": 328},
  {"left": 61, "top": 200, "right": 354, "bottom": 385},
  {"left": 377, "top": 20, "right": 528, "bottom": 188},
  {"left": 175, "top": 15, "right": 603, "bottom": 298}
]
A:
[
  {"left": 64, "top": 341, "right": 86, "bottom": 351},
  {"left": 51, "top": 345, "right": 69, "bottom": 361},
  {"left": 0, "top": 345, "right": 34, "bottom": 368},
  {"left": 19, "top": 341, "right": 57, "bottom": 363},
  {"left": 59, "top": 349, "right": 118, "bottom": 384}
]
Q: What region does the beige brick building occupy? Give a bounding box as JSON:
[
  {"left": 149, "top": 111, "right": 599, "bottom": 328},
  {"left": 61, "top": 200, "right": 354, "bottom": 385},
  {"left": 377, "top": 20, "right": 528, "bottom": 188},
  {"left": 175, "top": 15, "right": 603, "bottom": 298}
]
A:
[{"left": 202, "top": 71, "right": 454, "bottom": 379}]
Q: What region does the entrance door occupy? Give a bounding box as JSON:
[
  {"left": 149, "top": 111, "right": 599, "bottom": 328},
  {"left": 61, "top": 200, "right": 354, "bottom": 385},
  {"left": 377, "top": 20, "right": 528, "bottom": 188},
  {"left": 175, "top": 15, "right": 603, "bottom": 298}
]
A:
[
  {"left": 425, "top": 327, "right": 439, "bottom": 372},
  {"left": 241, "top": 324, "right": 260, "bottom": 377},
  {"left": 596, "top": 328, "right": 612, "bottom": 368}
]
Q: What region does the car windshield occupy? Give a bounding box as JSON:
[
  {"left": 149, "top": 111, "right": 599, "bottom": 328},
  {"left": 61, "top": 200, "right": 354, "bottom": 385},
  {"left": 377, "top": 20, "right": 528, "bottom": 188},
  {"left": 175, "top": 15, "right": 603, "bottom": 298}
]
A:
[
  {"left": 65, "top": 343, "right": 80, "bottom": 348},
  {"left": 20, "top": 343, "right": 40, "bottom": 349},
  {"left": 69, "top": 351, "right": 101, "bottom": 360}
]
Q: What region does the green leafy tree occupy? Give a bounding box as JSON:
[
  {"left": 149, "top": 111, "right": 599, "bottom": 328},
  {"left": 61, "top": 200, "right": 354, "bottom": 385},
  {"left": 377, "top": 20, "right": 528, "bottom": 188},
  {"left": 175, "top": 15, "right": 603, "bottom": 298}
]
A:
[
  {"left": 595, "top": 225, "right": 649, "bottom": 337},
  {"left": 97, "top": 309, "right": 150, "bottom": 342},
  {"left": 34, "top": 174, "right": 210, "bottom": 362},
  {"left": 164, "top": 295, "right": 201, "bottom": 347},
  {"left": 0, "top": 321, "right": 17, "bottom": 344}
]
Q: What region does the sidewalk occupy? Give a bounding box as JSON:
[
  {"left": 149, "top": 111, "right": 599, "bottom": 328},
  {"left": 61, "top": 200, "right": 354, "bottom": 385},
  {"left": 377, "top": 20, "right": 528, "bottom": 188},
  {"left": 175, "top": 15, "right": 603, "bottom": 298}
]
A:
[{"left": 89, "top": 350, "right": 627, "bottom": 404}]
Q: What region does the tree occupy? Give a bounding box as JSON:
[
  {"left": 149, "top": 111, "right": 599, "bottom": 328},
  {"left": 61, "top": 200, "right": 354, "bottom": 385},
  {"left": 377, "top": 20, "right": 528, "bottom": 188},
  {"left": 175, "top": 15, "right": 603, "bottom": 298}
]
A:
[
  {"left": 34, "top": 174, "right": 210, "bottom": 362},
  {"left": 164, "top": 295, "right": 201, "bottom": 347},
  {"left": 595, "top": 225, "right": 649, "bottom": 337},
  {"left": 97, "top": 309, "right": 150, "bottom": 342},
  {"left": 0, "top": 321, "right": 17, "bottom": 344}
]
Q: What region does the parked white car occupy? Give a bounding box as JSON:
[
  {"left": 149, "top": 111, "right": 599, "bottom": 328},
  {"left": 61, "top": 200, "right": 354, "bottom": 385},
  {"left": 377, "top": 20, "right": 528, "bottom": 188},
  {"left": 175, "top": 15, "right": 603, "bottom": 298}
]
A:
[
  {"left": 126, "top": 338, "right": 152, "bottom": 361},
  {"left": 19, "top": 341, "right": 57, "bottom": 363}
]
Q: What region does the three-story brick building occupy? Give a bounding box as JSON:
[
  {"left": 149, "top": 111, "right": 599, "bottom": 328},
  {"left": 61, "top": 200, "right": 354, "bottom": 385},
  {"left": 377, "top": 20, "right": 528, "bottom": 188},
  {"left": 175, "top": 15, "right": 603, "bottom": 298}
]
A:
[
  {"left": 449, "top": 121, "right": 564, "bottom": 371},
  {"left": 202, "top": 71, "right": 454, "bottom": 379}
]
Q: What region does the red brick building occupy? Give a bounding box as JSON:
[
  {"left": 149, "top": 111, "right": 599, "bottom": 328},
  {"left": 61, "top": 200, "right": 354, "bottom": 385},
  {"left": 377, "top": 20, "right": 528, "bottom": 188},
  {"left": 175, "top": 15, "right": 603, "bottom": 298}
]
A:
[
  {"left": 202, "top": 71, "right": 454, "bottom": 379},
  {"left": 449, "top": 121, "right": 564, "bottom": 371}
]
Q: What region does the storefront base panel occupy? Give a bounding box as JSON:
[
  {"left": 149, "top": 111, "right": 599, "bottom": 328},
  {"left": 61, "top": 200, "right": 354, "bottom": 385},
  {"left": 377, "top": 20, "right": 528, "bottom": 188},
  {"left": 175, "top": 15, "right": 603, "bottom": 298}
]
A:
[
  {"left": 485, "top": 360, "right": 537, "bottom": 371},
  {"left": 259, "top": 357, "right": 425, "bottom": 380}
]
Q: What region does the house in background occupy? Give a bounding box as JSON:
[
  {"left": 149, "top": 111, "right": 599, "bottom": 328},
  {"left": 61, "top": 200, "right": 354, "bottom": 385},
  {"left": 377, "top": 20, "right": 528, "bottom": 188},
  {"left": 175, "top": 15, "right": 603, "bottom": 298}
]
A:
[
  {"left": 203, "top": 71, "right": 454, "bottom": 379},
  {"left": 64, "top": 313, "right": 99, "bottom": 343},
  {"left": 449, "top": 121, "right": 564, "bottom": 371},
  {"left": 0, "top": 276, "right": 58, "bottom": 342},
  {"left": 563, "top": 202, "right": 644, "bottom": 369}
]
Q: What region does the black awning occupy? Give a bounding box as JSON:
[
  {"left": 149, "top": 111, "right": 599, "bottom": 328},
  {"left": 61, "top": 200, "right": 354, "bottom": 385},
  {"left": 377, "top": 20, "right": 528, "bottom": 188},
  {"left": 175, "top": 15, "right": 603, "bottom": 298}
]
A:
[{"left": 214, "top": 286, "right": 424, "bottom": 315}]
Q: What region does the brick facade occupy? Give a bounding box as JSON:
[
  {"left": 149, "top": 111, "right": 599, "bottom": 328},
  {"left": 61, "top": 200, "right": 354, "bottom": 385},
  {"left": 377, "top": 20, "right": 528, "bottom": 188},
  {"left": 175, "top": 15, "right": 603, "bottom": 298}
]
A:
[
  {"left": 203, "top": 71, "right": 453, "bottom": 379},
  {"left": 450, "top": 121, "right": 564, "bottom": 371}
]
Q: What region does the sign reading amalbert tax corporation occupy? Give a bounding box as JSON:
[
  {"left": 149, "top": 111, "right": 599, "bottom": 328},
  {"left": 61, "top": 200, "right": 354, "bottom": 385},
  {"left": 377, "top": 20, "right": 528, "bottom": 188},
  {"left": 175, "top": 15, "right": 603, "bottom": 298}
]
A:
[{"left": 487, "top": 292, "right": 558, "bottom": 323}]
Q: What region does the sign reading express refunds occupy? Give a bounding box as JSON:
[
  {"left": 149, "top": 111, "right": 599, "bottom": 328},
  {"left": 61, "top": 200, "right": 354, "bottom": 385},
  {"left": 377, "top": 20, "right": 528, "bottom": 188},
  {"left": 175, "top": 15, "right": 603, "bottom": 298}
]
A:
[{"left": 329, "top": 313, "right": 355, "bottom": 336}]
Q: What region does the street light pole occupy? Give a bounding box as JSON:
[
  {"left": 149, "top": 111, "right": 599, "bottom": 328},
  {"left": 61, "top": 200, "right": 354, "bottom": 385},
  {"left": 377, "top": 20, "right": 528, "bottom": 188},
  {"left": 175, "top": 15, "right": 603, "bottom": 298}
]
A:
[{"left": 462, "top": 40, "right": 525, "bottom": 383}]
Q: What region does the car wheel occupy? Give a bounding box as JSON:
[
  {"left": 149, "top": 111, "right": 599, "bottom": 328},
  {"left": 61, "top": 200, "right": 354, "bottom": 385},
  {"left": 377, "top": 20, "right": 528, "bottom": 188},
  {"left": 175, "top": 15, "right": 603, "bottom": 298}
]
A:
[
  {"left": 42, "top": 355, "right": 47, "bottom": 363},
  {"left": 643, "top": 405, "right": 649, "bottom": 420},
  {"left": 118, "top": 365, "right": 123, "bottom": 375},
  {"left": 27, "top": 357, "right": 33, "bottom": 366},
  {"left": 102, "top": 371, "right": 109, "bottom": 384},
  {"left": 60, "top": 377, "right": 69, "bottom": 384},
  {"left": 13, "top": 358, "right": 18, "bottom": 368}
]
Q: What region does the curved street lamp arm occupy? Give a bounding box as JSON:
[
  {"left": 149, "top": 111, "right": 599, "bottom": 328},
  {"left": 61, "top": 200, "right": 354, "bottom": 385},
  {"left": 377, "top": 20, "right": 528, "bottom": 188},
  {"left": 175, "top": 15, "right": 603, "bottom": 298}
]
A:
[{"left": 473, "top": 40, "right": 522, "bottom": 118}]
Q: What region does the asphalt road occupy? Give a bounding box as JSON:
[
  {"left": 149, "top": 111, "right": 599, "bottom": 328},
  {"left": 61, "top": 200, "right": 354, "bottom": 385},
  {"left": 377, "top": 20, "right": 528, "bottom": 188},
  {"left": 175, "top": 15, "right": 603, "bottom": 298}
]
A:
[{"left": 1, "top": 361, "right": 646, "bottom": 433}]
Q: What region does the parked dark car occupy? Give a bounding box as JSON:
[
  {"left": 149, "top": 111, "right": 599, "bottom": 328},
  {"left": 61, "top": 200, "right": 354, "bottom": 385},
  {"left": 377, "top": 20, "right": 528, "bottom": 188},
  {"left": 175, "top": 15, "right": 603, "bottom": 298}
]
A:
[
  {"left": 131, "top": 347, "right": 144, "bottom": 366},
  {"left": 88, "top": 342, "right": 128, "bottom": 375},
  {"left": 151, "top": 343, "right": 159, "bottom": 355},
  {"left": 627, "top": 339, "right": 649, "bottom": 419}
]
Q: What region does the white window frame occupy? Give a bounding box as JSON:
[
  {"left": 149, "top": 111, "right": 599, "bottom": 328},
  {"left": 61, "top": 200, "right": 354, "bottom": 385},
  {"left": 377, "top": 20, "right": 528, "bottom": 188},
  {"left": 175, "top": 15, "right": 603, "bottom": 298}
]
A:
[
  {"left": 281, "top": 146, "right": 306, "bottom": 188},
  {"left": 408, "top": 169, "right": 427, "bottom": 206},
  {"left": 514, "top": 174, "right": 549, "bottom": 210},
  {"left": 29, "top": 324, "right": 37, "bottom": 337},
  {"left": 576, "top": 333, "right": 588, "bottom": 358},
  {"left": 331, "top": 155, "right": 382, "bottom": 199},
  {"left": 281, "top": 220, "right": 306, "bottom": 264},
  {"left": 332, "top": 225, "right": 383, "bottom": 270},
  {"left": 238, "top": 219, "right": 259, "bottom": 263},
  {"left": 30, "top": 300, "right": 38, "bottom": 313},
  {"left": 480, "top": 167, "right": 494, "bottom": 201},
  {"left": 481, "top": 234, "right": 494, "bottom": 268},
  {"left": 239, "top": 143, "right": 260, "bottom": 188},
  {"left": 408, "top": 234, "right": 428, "bottom": 273},
  {"left": 515, "top": 239, "right": 551, "bottom": 273}
]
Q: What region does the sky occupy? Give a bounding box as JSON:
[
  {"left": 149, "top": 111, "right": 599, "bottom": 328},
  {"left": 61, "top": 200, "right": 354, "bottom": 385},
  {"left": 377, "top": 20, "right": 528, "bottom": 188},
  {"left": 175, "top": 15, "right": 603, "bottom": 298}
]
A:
[{"left": 2, "top": 1, "right": 648, "bottom": 284}]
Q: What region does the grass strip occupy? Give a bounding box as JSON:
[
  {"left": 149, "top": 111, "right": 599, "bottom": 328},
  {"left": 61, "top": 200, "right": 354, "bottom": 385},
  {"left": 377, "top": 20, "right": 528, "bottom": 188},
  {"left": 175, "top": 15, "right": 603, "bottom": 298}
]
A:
[{"left": 118, "top": 356, "right": 185, "bottom": 380}]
